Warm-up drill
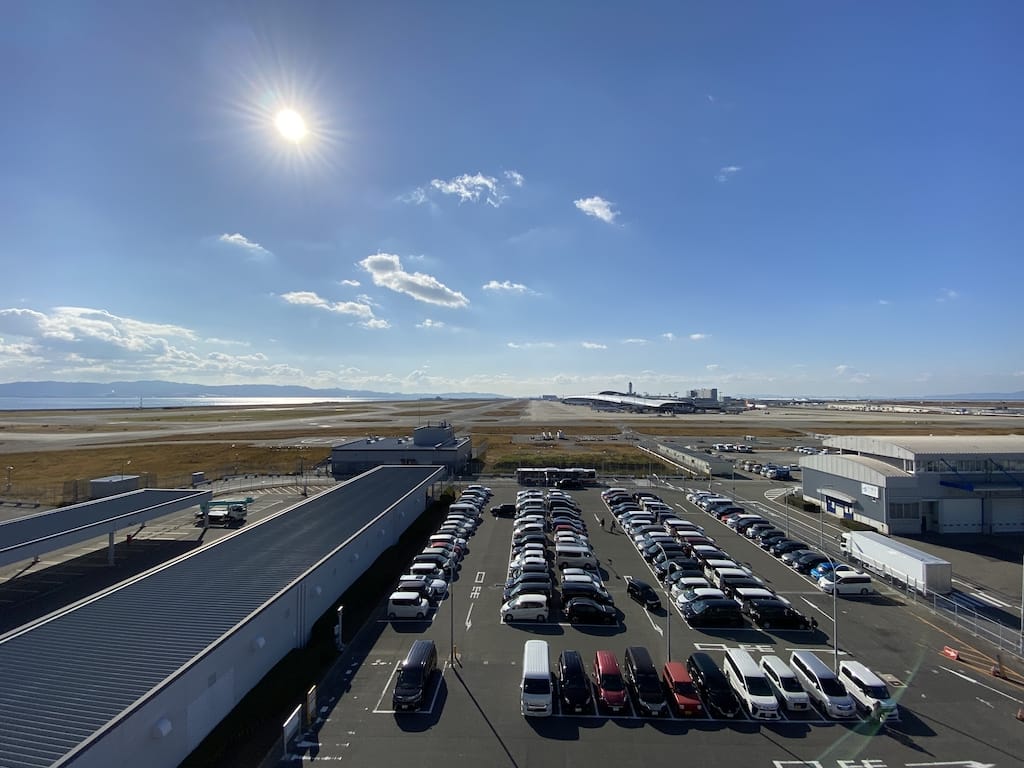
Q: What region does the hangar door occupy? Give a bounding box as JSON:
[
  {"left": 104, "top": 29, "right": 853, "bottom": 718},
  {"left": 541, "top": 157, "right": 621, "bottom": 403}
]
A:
[
  {"left": 990, "top": 498, "right": 1024, "bottom": 533},
  {"left": 938, "top": 498, "right": 982, "bottom": 533}
]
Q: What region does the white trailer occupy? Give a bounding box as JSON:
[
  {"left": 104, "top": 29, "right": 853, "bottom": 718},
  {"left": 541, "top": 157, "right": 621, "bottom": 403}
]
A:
[{"left": 839, "top": 531, "right": 952, "bottom": 595}]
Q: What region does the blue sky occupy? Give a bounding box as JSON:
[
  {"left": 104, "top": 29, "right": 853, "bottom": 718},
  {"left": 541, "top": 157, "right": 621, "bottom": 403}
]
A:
[{"left": 2, "top": 1, "right": 1022, "bottom": 398}]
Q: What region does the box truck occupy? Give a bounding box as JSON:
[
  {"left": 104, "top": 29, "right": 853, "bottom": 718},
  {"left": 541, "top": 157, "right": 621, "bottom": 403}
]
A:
[{"left": 839, "top": 531, "right": 951, "bottom": 595}]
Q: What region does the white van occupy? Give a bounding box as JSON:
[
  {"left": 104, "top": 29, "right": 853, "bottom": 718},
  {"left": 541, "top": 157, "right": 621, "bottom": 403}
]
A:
[
  {"left": 818, "top": 572, "right": 873, "bottom": 596},
  {"left": 521, "top": 640, "right": 553, "bottom": 717},
  {"left": 759, "top": 655, "right": 809, "bottom": 712},
  {"left": 722, "top": 649, "right": 779, "bottom": 719},
  {"left": 555, "top": 544, "right": 598, "bottom": 571},
  {"left": 838, "top": 661, "right": 898, "bottom": 720},
  {"left": 789, "top": 651, "right": 856, "bottom": 718},
  {"left": 387, "top": 591, "right": 430, "bottom": 620},
  {"left": 712, "top": 567, "right": 753, "bottom": 590},
  {"left": 448, "top": 502, "right": 480, "bottom": 517}
]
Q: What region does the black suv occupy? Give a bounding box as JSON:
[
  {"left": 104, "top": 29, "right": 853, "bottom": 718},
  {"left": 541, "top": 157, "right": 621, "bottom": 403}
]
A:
[
  {"left": 742, "top": 598, "right": 815, "bottom": 630},
  {"left": 623, "top": 646, "right": 667, "bottom": 716},
  {"left": 561, "top": 581, "right": 614, "bottom": 606},
  {"left": 686, "top": 652, "right": 740, "bottom": 718},
  {"left": 557, "top": 649, "right": 592, "bottom": 711},
  {"left": 626, "top": 577, "right": 662, "bottom": 610},
  {"left": 565, "top": 597, "right": 616, "bottom": 625}
]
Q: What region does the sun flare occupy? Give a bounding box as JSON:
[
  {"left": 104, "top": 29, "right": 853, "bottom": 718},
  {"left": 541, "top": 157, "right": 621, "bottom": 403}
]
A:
[{"left": 274, "top": 109, "right": 308, "bottom": 143}]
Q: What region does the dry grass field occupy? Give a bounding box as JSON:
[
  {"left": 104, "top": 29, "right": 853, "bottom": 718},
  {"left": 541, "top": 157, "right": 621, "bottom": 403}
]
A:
[{"left": 0, "top": 398, "right": 1020, "bottom": 504}]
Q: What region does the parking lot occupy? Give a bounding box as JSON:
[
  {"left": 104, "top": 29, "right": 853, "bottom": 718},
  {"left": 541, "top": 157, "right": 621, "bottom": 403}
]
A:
[{"left": 297, "top": 479, "right": 1024, "bottom": 768}]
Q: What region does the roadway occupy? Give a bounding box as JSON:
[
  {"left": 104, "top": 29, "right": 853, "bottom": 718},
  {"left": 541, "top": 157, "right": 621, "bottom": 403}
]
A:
[{"left": 295, "top": 479, "right": 1024, "bottom": 768}]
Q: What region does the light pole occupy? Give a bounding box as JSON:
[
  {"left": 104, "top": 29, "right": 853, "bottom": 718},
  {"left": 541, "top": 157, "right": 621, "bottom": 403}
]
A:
[
  {"left": 823, "top": 553, "right": 840, "bottom": 672},
  {"left": 4, "top": 466, "right": 12, "bottom": 493},
  {"left": 120, "top": 458, "right": 131, "bottom": 480},
  {"left": 448, "top": 562, "right": 456, "bottom": 664},
  {"left": 818, "top": 490, "right": 825, "bottom": 548},
  {"left": 666, "top": 602, "right": 672, "bottom": 661}
]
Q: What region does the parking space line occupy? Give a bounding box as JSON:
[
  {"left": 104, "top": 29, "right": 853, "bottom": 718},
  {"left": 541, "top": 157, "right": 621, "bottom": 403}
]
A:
[
  {"left": 373, "top": 661, "right": 451, "bottom": 715},
  {"left": 372, "top": 660, "right": 403, "bottom": 713}
]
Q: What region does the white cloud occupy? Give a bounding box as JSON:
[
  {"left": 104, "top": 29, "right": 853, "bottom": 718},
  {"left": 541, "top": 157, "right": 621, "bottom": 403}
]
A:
[
  {"left": 507, "top": 341, "right": 556, "bottom": 350},
  {"left": 279, "top": 291, "right": 385, "bottom": 328},
  {"left": 706, "top": 364, "right": 720, "bottom": 371},
  {"left": 661, "top": 332, "right": 676, "bottom": 341},
  {"left": 399, "top": 187, "right": 429, "bottom": 206},
  {"left": 574, "top": 195, "right": 618, "bottom": 224},
  {"left": 218, "top": 233, "right": 272, "bottom": 259},
  {"left": 878, "top": 299, "right": 890, "bottom": 305},
  {"left": 715, "top": 165, "right": 742, "bottom": 183},
  {"left": 937, "top": 289, "right": 960, "bottom": 302},
  {"left": 621, "top": 338, "right": 649, "bottom": 345},
  {"left": 581, "top": 342, "right": 607, "bottom": 350},
  {"left": 706, "top": 94, "right": 716, "bottom": 103},
  {"left": 689, "top": 333, "right": 709, "bottom": 341},
  {"left": 358, "top": 253, "right": 469, "bottom": 308},
  {"left": 430, "top": 172, "right": 505, "bottom": 207},
  {"left": 417, "top": 318, "right": 445, "bottom": 329},
  {"left": 834, "top": 364, "right": 872, "bottom": 384},
  {"left": 482, "top": 279, "right": 533, "bottom": 295},
  {"left": 504, "top": 170, "right": 525, "bottom": 187},
  {"left": 339, "top": 279, "right": 361, "bottom": 287}
]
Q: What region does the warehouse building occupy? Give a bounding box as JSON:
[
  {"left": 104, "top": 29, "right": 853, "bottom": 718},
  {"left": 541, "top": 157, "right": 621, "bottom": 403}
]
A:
[
  {"left": 0, "top": 465, "right": 443, "bottom": 768},
  {"left": 800, "top": 435, "right": 1024, "bottom": 535},
  {"left": 330, "top": 422, "right": 472, "bottom": 478}
]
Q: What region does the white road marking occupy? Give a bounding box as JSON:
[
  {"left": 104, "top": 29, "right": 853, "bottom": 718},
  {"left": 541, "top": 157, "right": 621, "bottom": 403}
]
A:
[
  {"left": 474, "top": 571, "right": 486, "bottom": 583},
  {"left": 968, "top": 591, "right": 1012, "bottom": 609},
  {"left": 465, "top": 603, "right": 474, "bottom": 630},
  {"left": 938, "top": 665, "right": 1024, "bottom": 704},
  {"left": 800, "top": 596, "right": 833, "bottom": 621},
  {"left": 372, "top": 661, "right": 402, "bottom": 713},
  {"left": 643, "top": 608, "right": 664, "bottom": 636}
]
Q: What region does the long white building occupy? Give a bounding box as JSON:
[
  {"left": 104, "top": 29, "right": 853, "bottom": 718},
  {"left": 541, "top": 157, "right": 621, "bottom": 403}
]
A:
[{"left": 800, "top": 435, "right": 1024, "bottom": 535}]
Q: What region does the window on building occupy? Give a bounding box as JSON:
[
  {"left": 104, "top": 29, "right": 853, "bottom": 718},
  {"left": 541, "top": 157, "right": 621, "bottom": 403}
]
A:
[{"left": 889, "top": 502, "right": 920, "bottom": 519}]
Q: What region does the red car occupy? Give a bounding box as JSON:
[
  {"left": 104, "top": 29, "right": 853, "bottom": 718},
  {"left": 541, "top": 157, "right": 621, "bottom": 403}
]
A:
[
  {"left": 593, "top": 650, "right": 627, "bottom": 712},
  {"left": 662, "top": 661, "right": 703, "bottom": 716}
]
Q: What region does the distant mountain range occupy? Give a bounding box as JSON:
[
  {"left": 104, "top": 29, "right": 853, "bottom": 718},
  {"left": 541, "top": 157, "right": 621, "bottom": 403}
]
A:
[{"left": 0, "top": 380, "right": 505, "bottom": 400}]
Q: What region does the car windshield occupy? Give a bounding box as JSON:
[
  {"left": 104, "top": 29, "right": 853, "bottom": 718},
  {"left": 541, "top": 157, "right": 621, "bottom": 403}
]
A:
[
  {"left": 672, "top": 679, "right": 696, "bottom": 696},
  {"left": 600, "top": 674, "right": 624, "bottom": 692},
  {"left": 821, "top": 678, "right": 847, "bottom": 696},
  {"left": 779, "top": 675, "right": 803, "bottom": 693},
  {"left": 867, "top": 684, "right": 891, "bottom": 699},
  {"left": 746, "top": 676, "right": 774, "bottom": 697},
  {"left": 396, "top": 667, "right": 423, "bottom": 687},
  {"left": 523, "top": 678, "right": 550, "bottom": 695}
]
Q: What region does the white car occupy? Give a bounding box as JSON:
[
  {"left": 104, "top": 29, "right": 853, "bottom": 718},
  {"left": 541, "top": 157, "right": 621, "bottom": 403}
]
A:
[
  {"left": 818, "top": 572, "right": 873, "bottom": 595},
  {"left": 561, "top": 567, "right": 603, "bottom": 586},
  {"left": 669, "top": 576, "right": 712, "bottom": 599},
  {"left": 500, "top": 594, "right": 549, "bottom": 623}
]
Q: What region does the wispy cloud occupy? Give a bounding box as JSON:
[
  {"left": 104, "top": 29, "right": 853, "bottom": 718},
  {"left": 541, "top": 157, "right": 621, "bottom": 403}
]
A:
[
  {"left": 218, "top": 233, "right": 272, "bottom": 259},
  {"left": 661, "top": 332, "right": 676, "bottom": 341},
  {"left": 715, "top": 165, "right": 742, "bottom": 183},
  {"left": 280, "top": 291, "right": 388, "bottom": 328},
  {"left": 399, "top": 187, "right": 430, "bottom": 206},
  {"left": 877, "top": 299, "right": 890, "bottom": 305},
  {"left": 574, "top": 195, "right": 619, "bottom": 224},
  {"left": 706, "top": 94, "right": 716, "bottom": 103},
  {"left": 581, "top": 341, "right": 607, "bottom": 350},
  {"left": 359, "top": 253, "right": 469, "bottom": 308},
  {"left": 417, "top": 318, "right": 445, "bottom": 329},
  {"left": 834, "top": 364, "right": 872, "bottom": 384},
  {"left": 937, "top": 289, "right": 960, "bottom": 302},
  {"left": 705, "top": 363, "right": 720, "bottom": 371},
  {"left": 482, "top": 279, "right": 534, "bottom": 295},
  {"left": 621, "top": 338, "right": 649, "bottom": 345},
  {"left": 339, "top": 279, "right": 361, "bottom": 287},
  {"left": 507, "top": 341, "right": 555, "bottom": 350},
  {"left": 504, "top": 170, "right": 525, "bottom": 187},
  {"left": 689, "top": 333, "right": 709, "bottom": 341}
]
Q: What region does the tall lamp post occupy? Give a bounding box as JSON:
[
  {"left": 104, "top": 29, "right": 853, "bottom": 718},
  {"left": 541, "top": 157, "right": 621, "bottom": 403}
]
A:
[
  {"left": 120, "top": 458, "right": 131, "bottom": 480},
  {"left": 823, "top": 553, "right": 840, "bottom": 672},
  {"left": 448, "top": 562, "right": 456, "bottom": 664},
  {"left": 5, "top": 465, "right": 12, "bottom": 493}
]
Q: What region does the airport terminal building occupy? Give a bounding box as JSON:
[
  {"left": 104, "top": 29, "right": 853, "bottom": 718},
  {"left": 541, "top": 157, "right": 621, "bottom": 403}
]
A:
[{"left": 800, "top": 435, "right": 1024, "bottom": 535}]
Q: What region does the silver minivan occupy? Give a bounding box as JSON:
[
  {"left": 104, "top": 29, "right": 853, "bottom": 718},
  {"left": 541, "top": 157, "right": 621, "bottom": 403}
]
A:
[{"left": 789, "top": 651, "right": 856, "bottom": 718}]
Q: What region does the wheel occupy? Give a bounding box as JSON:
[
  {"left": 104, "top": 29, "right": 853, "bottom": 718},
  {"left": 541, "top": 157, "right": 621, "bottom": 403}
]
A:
[
  {"left": 536, "top": 614, "right": 545, "bottom": 622},
  {"left": 504, "top": 613, "right": 513, "bottom": 623},
  {"left": 415, "top": 612, "right": 424, "bottom": 619},
  {"left": 762, "top": 620, "right": 771, "bottom": 629},
  {"left": 388, "top": 612, "right": 396, "bottom": 619},
  {"left": 860, "top": 588, "right": 869, "bottom": 595}
]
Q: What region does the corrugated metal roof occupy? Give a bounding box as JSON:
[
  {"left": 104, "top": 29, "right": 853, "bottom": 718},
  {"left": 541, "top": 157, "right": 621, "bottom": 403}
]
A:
[
  {"left": 835, "top": 454, "right": 911, "bottom": 478},
  {"left": 825, "top": 435, "right": 1024, "bottom": 459},
  {"left": 0, "top": 465, "right": 441, "bottom": 768}
]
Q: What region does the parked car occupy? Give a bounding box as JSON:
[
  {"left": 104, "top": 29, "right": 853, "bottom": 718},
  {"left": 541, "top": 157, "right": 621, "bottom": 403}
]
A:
[
  {"left": 557, "top": 650, "right": 593, "bottom": 712},
  {"left": 500, "top": 594, "right": 549, "bottom": 623},
  {"left": 593, "top": 651, "right": 628, "bottom": 713},
  {"left": 503, "top": 580, "right": 554, "bottom": 602},
  {"left": 742, "top": 598, "right": 815, "bottom": 630},
  {"left": 565, "top": 597, "right": 617, "bottom": 625},
  {"left": 810, "top": 562, "right": 858, "bottom": 580},
  {"left": 781, "top": 548, "right": 817, "bottom": 565},
  {"left": 793, "top": 553, "right": 830, "bottom": 574},
  {"left": 681, "top": 598, "right": 745, "bottom": 627},
  {"left": 770, "top": 539, "right": 808, "bottom": 557},
  {"left": 623, "top": 646, "right": 667, "bottom": 716},
  {"left": 625, "top": 577, "right": 662, "bottom": 610},
  {"left": 561, "top": 581, "right": 614, "bottom": 606},
  {"left": 662, "top": 661, "right": 703, "bottom": 716},
  {"left": 686, "top": 653, "right": 740, "bottom": 718},
  {"left": 818, "top": 572, "right": 874, "bottom": 595}
]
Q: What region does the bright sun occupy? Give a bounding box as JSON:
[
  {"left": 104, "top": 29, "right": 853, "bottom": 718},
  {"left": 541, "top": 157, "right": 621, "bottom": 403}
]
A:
[{"left": 274, "top": 109, "right": 308, "bottom": 143}]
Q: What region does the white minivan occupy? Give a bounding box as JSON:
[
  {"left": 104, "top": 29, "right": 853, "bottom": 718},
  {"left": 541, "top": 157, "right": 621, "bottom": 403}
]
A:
[
  {"left": 521, "top": 640, "right": 553, "bottom": 717},
  {"left": 722, "top": 649, "right": 780, "bottom": 720},
  {"left": 838, "top": 660, "right": 899, "bottom": 720},
  {"left": 789, "top": 651, "right": 856, "bottom": 718},
  {"left": 818, "top": 572, "right": 873, "bottom": 596},
  {"left": 759, "top": 655, "right": 809, "bottom": 712},
  {"left": 555, "top": 544, "right": 598, "bottom": 571},
  {"left": 387, "top": 591, "right": 430, "bottom": 620}
]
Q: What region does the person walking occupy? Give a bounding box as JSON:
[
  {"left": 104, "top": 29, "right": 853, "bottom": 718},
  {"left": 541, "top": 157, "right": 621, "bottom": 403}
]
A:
[{"left": 599, "top": 517, "right": 605, "bottom": 530}]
